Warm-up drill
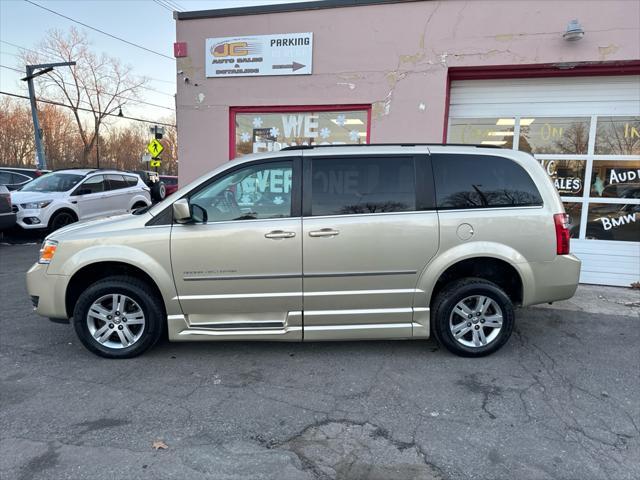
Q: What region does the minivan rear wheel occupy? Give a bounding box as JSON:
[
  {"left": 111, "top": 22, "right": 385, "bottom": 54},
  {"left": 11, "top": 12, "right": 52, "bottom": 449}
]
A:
[
  {"left": 72, "top": 276, "right": 164, "bottom": 359},
  {"left": 432, "top": 278, "right": 514, "bottom": 357}
]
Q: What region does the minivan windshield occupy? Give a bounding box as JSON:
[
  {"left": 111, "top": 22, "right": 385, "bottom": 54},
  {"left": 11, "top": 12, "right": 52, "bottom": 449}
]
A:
[{"left": 20, "top": 172, "right": 83, "bottom": 193}]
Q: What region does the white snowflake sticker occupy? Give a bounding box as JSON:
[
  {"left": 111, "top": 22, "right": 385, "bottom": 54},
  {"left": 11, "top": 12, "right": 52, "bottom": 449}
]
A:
[
  {"left": 320, "top": 127, "right": 331, "bottom": 139},
  {"left": 335, "top": 114, "right": 346, "bottom": 127},
  {"left": 273, "top": 196, "right": 284, "bottom": 205},
  {"left": 240, "top": 132, "right": 251, "bottom": 143},
  {"left": 349, "top": 130, "right": 360, "bottom": 142},
  {"left": 252, "top": 117, "right": 263, "bottom": 128},
  {"left": 269, "top": 127, "right": 280, "bottom": 138}
]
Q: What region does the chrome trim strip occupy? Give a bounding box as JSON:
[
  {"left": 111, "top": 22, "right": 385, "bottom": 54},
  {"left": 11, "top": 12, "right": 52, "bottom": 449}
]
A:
[
  {"left": 175, "top": 289, "right": 422, "bottom": 301},
  {"left": 184, "top": 273, "right": 300, "bottom": 281},
  {"left": 183, "top": 270, "right": 416, "bottom": 281},
  {"left": 175, "top": 292, "right": 301, "bottom": 301},
  {"left": 179, "top": 326, "right": 302, "bottom": 337},
  {"left": 304, "top": 323, "right": 413, "bottom": 331},
  {"left": 305, "top": 307, "right": 412, "bottom": 316},
  {"left": 305, "top": 288, "right": 422, "bottom": 296},
  {"left": 306, "top": 210, "right": 436, "bottom": 220},
  {"left": 305, "top": 270, "right": 417, "bottom": 278}
]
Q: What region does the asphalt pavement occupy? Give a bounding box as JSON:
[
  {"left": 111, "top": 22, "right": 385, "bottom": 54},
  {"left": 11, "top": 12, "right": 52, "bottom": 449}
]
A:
[{"left": 1, "top": 243, "right": 639, "bottom": 480}]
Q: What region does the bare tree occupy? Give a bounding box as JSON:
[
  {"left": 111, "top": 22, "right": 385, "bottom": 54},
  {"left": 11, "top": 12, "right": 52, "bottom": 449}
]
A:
[
  {"left": 22, "top": 27, "right": 146, "bottom": 166},
  {"left": 0, "top": 97, "right": 35, "bottom": 166}
]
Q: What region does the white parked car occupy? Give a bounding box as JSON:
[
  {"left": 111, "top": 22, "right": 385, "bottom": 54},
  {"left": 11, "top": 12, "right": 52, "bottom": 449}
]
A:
[{"left": 11, "top": 169, "right": 151, "bottom": 232}]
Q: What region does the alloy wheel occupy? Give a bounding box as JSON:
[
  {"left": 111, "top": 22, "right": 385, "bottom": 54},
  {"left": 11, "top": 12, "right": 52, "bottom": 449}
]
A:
[
  {"left": 86, "top": 294, "right": 146, "bottom": 349},
  {"left": 449, "top": 295, "right": 503, "bottom": 348}
]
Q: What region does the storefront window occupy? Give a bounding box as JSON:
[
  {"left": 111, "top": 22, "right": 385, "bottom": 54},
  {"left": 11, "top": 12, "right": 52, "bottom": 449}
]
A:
[
  {"left": 564, "top": 202, "right": 582, "bottom": 239},
  {"left": 539, "top": 159, "right": 586, "bottom": 197},
  {"left": 233, "top": 108, "right": 369, "bottom": 157},
  {"left": 590, "top": 160, "right": 640, "bottom": 198},
  {"left": 519, "top": 117, "right": 590, "bottom": 154},
  {"left": 584, "top": 202, "right": 639, "bottom": 241},
  {"left": 448, "top": 118, "right": 515, "bottom": 148},
  {"left": 595, "top": 116, "right": 640, "bottom": 155}
]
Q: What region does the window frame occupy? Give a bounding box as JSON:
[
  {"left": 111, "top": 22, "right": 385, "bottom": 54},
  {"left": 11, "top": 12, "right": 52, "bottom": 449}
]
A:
[
  {"left": 302, "top": 154, "right": 434, "bottom": 217},
  {"left": 229, "top": 104, "right": 372, "bottom": 160},
  {"left": 171, "top": 156, "right": 302, "bottom": 225}
]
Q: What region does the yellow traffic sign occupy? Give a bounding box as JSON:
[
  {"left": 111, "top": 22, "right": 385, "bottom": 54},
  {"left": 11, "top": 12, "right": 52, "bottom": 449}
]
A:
[
  {"left": 150, "top": 159, "right": 161, "bottom": 168},
  {"left": 147, "top": 139, "right": 164, "bottom": 158}
]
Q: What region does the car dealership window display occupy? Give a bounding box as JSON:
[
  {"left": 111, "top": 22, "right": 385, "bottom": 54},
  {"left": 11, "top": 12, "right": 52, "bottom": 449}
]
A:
[{"left": 235, "top": 110, "right": 368, "bottom": 157}]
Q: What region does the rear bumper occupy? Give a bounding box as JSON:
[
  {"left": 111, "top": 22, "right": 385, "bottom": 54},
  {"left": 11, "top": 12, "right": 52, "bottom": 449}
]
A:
[
  {"left": 26, "top": 262, "right": 70, "bottom": 319},
  {"left": 524, "top": 254, "right": 581, "bottom": 306}
]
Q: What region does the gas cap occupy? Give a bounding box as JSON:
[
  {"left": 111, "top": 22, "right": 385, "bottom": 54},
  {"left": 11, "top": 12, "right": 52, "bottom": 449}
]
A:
[{"left": 456, "top": 223, "right": 475, "bottom": 241}]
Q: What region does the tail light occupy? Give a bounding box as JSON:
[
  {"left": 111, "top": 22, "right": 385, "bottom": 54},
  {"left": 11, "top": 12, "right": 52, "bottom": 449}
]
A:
[{"left": 554, "top": 213, "right": 570, "bottom": 255}]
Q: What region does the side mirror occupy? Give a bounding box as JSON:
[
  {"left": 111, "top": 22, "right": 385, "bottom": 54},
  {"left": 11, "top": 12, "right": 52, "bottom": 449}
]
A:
[
  {"left": 173, "top": 198, "right": 192, "bottom": 223},
  {"left": 173, "top": 198, "right": 208, "bottom": 224}
]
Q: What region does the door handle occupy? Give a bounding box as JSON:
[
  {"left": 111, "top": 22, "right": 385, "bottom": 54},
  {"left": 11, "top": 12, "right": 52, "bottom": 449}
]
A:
[
  {"left": 309, "top": 228, "right": 340, "bottom": 237},
  {"left": 265, "top": 230, "right": 296, "bottom": 239}
]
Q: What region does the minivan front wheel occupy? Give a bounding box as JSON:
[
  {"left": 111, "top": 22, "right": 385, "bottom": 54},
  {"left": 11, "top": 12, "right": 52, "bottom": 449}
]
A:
[
  {"left": 72, "top": 276, "right": 164, "bottom": 358},
  {"left": 432, "top": 278, "right": 514, "bottom": 357}
]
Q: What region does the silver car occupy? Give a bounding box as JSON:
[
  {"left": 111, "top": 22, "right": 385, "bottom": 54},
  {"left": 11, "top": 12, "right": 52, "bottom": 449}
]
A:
[{"left": 26, "top": 145, "right": 581, "bottom": 358}]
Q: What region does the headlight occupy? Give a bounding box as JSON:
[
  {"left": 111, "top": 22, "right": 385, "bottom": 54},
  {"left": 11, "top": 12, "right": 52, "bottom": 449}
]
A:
[
  {"left": 21, "top": 200, "right": 52, "bottom": 209},
  {"left": 39, "top": 239, "right": 58, "bottom": 264}
]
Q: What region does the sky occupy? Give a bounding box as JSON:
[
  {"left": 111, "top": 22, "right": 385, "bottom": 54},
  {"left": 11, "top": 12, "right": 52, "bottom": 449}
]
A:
[{"left": 0, "top": 0, "right": 317, "bottom": 126}]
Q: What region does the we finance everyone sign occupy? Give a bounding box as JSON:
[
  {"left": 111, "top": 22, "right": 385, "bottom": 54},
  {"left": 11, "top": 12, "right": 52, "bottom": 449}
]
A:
[{"left": 205, "top": 33, "right": 313, "bottom": 78}]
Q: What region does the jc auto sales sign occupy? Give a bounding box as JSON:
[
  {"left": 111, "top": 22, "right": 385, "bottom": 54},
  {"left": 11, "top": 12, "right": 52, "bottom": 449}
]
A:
[{"left": 205, "top": 33, "right": 313, "bottom": 78}]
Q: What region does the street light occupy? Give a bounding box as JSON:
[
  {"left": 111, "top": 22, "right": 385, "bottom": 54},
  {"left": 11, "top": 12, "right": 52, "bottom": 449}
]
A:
[{"left": 21, "top": 61, "right": 76, "bottom": 170}]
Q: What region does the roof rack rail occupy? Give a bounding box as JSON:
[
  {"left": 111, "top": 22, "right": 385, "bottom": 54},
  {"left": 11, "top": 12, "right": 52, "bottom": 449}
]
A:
[{"left": 280, "top": 143, "right": 501, "bottom": 151}]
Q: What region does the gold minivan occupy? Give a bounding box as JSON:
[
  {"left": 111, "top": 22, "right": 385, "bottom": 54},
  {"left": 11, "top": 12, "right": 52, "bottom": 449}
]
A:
[{"left": 26, "top": 145, "right": 581, "bottom": 358}]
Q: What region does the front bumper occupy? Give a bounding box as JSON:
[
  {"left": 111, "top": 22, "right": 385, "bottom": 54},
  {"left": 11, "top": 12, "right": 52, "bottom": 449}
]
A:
[{"left": 26, "top": 262, "right": 70, "bottom": 319}]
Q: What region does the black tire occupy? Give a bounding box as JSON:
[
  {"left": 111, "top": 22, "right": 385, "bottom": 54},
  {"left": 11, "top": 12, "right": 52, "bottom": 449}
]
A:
[
  {"left": 72, "top": 276, "right": 164, "bottom": 359},
  {"left": 48, "top": 210, "right": 77, "bottom": 233},
  {"left": 432, "top": 278, "right": 514, "bottom": 357},
  {"left": 151, "top": 181, "right": 166, "bottom": 201}
]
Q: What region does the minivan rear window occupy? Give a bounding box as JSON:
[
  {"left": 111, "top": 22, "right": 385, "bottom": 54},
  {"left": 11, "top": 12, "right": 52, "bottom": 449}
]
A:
[{"left": 432, "top": 154, "right": 543, "bottom": 209}]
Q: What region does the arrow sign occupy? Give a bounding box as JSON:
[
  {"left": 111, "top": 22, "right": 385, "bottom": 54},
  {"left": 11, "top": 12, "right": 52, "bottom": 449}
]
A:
[{"left": 272, "top": 61, "right": 305, "bottom": 72}]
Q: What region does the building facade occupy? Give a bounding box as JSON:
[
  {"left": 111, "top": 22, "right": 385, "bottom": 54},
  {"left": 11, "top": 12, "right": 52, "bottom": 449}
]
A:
[{"left": 174, "top": 0, "right": 640, "bottom": 286}]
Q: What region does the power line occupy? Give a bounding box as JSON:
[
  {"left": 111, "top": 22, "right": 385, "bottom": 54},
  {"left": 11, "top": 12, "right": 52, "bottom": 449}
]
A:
[
  {"left": 0, "top": 63, "right": 174, "bottom": 111},
  {"left": 24, "top": 0, "right": 175, "bottom": 61},
  {"left": 0, "top": 40, "right": 176, "bottom": 97},
  {"left": 0, "top": 64, "right": 23, "bottom": 73},
  {"left": 0, "top": 90, "right": 176, "bottom": 127},
  {"left": 152, "top": 0, "right": 173, "bottom": 12},
  {"left": 164, "top": 0, "right": 184, "bottom": 11}
]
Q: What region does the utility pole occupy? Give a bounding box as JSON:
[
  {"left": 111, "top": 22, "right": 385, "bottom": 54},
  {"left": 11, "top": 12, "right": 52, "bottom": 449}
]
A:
[{"left": 22, "top": 61, "right": 76, "bottom": 170}]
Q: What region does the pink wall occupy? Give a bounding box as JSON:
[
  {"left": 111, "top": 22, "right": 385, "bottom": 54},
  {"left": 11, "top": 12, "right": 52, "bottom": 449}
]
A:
[{"left": 175, "top": 0, "right": 640, "bottom": 183}]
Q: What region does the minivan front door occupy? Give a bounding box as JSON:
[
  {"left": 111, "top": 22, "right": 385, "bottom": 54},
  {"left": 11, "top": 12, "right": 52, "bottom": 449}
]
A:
[
  {"left": 302, "top": 155, "right": 439, "bottom": 340},
  {"left": 170, "top": 158, "right": 303, "bottom": 341}
]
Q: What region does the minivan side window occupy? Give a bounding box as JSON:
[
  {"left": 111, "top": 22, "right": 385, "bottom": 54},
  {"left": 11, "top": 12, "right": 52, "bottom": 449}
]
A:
[
  {"left": 190, "top": 161, "right": 293, "bottom": 222},
  {"left": 310, "top": 156, "right": 416, "bottom": 216},
  {"left": 432, "top": 154, "right": 543, "bottom": 209}
]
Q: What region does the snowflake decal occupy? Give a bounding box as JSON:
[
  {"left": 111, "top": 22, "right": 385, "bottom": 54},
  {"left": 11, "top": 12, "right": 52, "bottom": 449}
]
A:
[
  {"left": 320, "top": 127, "right": 331, "bottom": 139},
  {"left": 349, "top": 130, "right": 360, "bottom": 142},
  {"left": 252, "top": 117, "right": 263, "bottom": 128},
  {"left": 335, "top": 114, "right": 346, "bottom": 127},
  {"left": 273, "top": 196, "right": 284, "bottom": 205},
  {"left": 269, "top": 127, "right": 280, "bottom": 138},
  {"left": 240, "top": 131, "right": 251, "bottom": 143}
]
